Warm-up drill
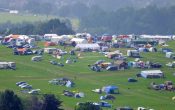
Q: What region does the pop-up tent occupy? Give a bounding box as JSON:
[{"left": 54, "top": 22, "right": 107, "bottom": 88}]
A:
[
  {"left": 102, "top": 85, "right": 119, "bottom": 94},
  {"left": 71, "top": 38, "right": 87, "bottom": 44}
]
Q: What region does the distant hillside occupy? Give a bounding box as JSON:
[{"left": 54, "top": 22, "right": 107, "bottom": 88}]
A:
[
  {"left": 0, "top": 0, "right": 175, "bottom": 13},
  {"left": 0, "top": 12, "right": 54, "bottom": 24},
  {"left": 1, "top": 0, "right": 175, "bottom": 35}
]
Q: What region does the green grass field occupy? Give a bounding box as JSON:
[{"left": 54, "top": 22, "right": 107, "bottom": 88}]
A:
[
  {"left": 0, "top": 12, "right": 56, "bottom": 23},
  {"left": 0, "top": 41, "right": 175, "bottom": 110},
  {"left": 0, "top": 12, "right": 80, "bottom": 30}
]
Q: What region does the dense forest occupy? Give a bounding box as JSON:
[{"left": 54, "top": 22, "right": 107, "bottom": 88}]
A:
[{"left": 79, "top": 5, "right": 175, "bottom": 35}]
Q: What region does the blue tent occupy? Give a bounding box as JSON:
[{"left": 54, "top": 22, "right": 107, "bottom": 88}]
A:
[{"left": 104, "top": 85, "right": 119, "bottom": 94}]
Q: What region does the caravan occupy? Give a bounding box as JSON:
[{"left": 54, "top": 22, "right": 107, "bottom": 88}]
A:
[
  {"left": 0, "top": 62, "right": 16, "bottom": 70},
  {"left": 140, "top": 70, "right": 164, "bottom": 78}
]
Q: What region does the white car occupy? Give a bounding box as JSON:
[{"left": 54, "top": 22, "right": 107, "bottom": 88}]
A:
[
  {"left": 138, "top": 107, "right": 147, "bottom": 110},
  {"left": 138, "top": 107, "right": 154, "bottom": 110},
  {"left": 16, "top": 81, "right": 26, "bottom": 86},
  {"left": 28, "top": 89, "right": 40, "bottom": 94},
  {"left": 18, "top": 83, "right": 28, "bottom": 87}
]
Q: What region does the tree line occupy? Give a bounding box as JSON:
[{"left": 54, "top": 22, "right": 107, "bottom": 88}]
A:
[
  {"left": 1, "top": 4, "right": 175, "bottom": 35},
  {"left": 0, "top": 90, "right": 63, "bottom": 110},
  {"left": 0, "top": 90, "right": 101, "bottom": 110},
  {"left": 0, "top": 19, "right": 75, "bottom": 36}
]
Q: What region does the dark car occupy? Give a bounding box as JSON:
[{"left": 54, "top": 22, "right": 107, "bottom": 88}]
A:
[
  {"left": 115, "top": 107, "right": 133, "bottom": 110},
  {"left": 99, "top": 101, "right": 112, "bottom": 108},
  {"left": 57, "top": 62, "right": 64, "bottom": 67},
  {"left": 24, "top": 49, "right": 33, "bottom": 55},
  {"left": 50, "top": 60, "right": 57, "bottom": 65},
  {"left": 90, "top": 65, "right": 101, "bottom": 72},
  {"left": 128, "top": 78, "right": 137, "bottom": 82},
  {"left": 150, "top": 63, "right": 162, "bottom": 68},
  {"left": 106, "top": 65, "right": 118, "bottom": 71}
]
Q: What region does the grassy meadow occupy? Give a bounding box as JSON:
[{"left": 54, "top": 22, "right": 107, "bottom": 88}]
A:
[
  {"left": 0, "top": 12, "right": 57, "bottom": 24},
  {"left": 0, "top": 12, "right": 80, "bottom": 30},
  {"left": 0, "top": 41, "right": 175, "bottom": 110}
]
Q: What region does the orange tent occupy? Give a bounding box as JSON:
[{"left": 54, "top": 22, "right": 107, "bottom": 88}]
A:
[
  {"left": 17, "top": 48, "right": 26, "bottom": 52},
  {"left": 44, "top": 42, "right": 56, "bottom": 47}
]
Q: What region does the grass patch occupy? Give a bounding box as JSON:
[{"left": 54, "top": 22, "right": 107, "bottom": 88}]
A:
[{"left": 0, "top": 41, "right": 175, "bottom": 110}]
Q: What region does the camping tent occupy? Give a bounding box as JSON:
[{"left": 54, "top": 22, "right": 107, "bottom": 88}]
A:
[
  {"left": 71, "top": 38, "right": 87, "bottom": 44},
  {"left": 66, "top": 80, "right": 73, "bottom": 87},
  {"left": 51, "top": 35, "right": 70, "bottom": 43},
  {"left": 140, "top": 70, "right": 164, "bottom": 78},
  {"left": 102, "top": 85, "right": 119, "bottom": 94},
  {"left": 75, "top": 44, "right": 100, "bottom": 51}
]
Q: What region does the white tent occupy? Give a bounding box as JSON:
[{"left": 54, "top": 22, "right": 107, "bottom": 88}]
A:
[
  {"left": 65, "top": 80, "right": 73, "bottom": 87},
  {"left": 71, "top": 38, "right": 87, "bottom": 44},
  {"left": 18, "top": 35, "right": 29, "bottom": 40},
  {"left": 75, "top": 44, "right": 100, "bottom": 51},
  {"left": 140, "top": 35, "right": 171, "bottom": 40},
  {"left": 51, "top": 36, "right": 62, "bottom": 43},
  {"left": 51, "top": 35, "right": 70, "bottom": 43},
  {"left": 140, "top": 70, "right": 164, "bottom": 78}
]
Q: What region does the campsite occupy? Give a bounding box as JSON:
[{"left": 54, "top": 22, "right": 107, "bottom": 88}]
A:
[{"left": 0, "top": 34, "right": 175, "bottom": 110}]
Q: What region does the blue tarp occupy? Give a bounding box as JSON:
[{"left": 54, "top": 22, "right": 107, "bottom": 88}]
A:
[{"left": 104, "top": 85, "right": 118, "bottom": 94}]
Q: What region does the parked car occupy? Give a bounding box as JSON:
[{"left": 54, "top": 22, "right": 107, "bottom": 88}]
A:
[
  {"left": 90, "top": 65, "right": 101, "bottom": 72},
  {"left": 99, "top": 101, "right": 112, "bottom": 108},
  {"left": 106, "top": 65, "right": 118, "bottom": 71},
  {"left": 24, "top": 49, "right": 33, "bottom": 55},
  {"left": 166, "top": 62, "right": 175, "bottom": 68},
  {"left": 18, "top": 83, "right": 28, "bottom": 87},
  {"left": 28, "top": 89, "right": 40, "bottom": 94},
  {"left": 128, "top": 78, "right": 137, "bottom": 82},
  {"left": 57, "top": 62, "right": 64, "bottom": 67},
  {"left": 150, "top": 63, "right": 162, "bottom": 68},
  {"left": 50, "top": 60, "right": 57, "bottom": 65},
  {"left": 31, "top": 56, "right": 42, "bottom": 62},
  {"left": 59, "top": 50, "right": 67, "bottom": 55},
  {"left": 16, "top": 81, "right": 26, "bottom": 86},
  {"left": 21, "top": 85, "right": 32, "bottom": 89},
  {"left": 116, "top": 107, "right": 133, "bottom": 110},
  {"left": 138, "top": 107, "right": 147, "bottom": 110}
]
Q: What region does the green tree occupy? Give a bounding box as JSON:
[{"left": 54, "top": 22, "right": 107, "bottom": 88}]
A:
[
  {"left": 0, "top": 90, "right": 23, "bottom": 110},
  {"left": 0, "top": 18, "right": 75, "bottom": 35},
  {"left": 41, "top": 94, "right": 63, "bottom": 110},
  {"left": 75, "top": 102, "right": 102, "bottom": 110},
  {"left": 25, "top": 96, "right": 43, "bottom": 110}
]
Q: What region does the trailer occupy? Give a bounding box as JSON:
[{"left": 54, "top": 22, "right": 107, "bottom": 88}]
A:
[{"left": 0, "top": 62, "right": 16, "bottom": 70}]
